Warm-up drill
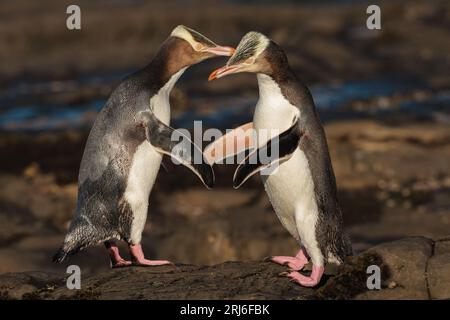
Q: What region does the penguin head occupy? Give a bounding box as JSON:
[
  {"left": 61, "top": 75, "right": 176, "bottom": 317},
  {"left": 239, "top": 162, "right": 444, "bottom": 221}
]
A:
[
  {"left": 170, "top": 25, "right": 235, "bottom": 63},
  {"left": 208, "top": 31, "right": 287, "bottom": 80}
]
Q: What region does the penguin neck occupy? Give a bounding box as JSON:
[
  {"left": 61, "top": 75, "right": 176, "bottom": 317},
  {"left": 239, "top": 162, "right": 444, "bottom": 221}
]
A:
[
  {"left": 255, "top": 73, "right": 300, "bottom": 132},
  {"left": 143, "top": 38, "right": 193, "bottom": 124},
  {"left": 256, "top": 73, "right": 289, "bottom": 102},
  {"left": 157, "top": 67, "right": 187, "bottom": 97},
  {"left": 258, "top": 65, "right": 315, "bottom": 114},
  {"left": 149, "top": 67, "right": 187, "bottom": 125},
  {"left": 144, "top": 37, "right": 192, "bottom": 92},
  {"left": 261, "top": 62, "right": 296, "bottom": 87}
]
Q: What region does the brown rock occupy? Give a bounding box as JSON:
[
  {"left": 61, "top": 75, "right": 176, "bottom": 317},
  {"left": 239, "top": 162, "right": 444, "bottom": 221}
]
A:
[
  {"left": 0, "top": 271, "right": 61, "bottom": 300},
  {"left": 434, "top": 239, "right": 450, "bottom": 256},
  {"left": 20, "top": 262, "right": 317, "bottom": 300},
  {"left": 356, "top": 237, "right": 433, "bottom": 299},
  {"left": 427, "top": 253, "right": 450, "bottom": 299},
  {"left": 0, "top": 237, "right": 443, "bottom": 300}
]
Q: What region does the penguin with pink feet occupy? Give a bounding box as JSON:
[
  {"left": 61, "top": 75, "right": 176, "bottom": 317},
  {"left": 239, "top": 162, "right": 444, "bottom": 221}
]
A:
[
  {"left": 206, "top": 32, "right": 352, "bottom": 287},
  {"left": 53, "top": 26, "right": 235, "bottom": 268}
]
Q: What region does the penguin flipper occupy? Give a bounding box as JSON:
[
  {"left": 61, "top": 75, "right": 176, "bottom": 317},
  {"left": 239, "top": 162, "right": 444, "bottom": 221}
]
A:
[
  {"left": 140, "top": 111, "right": 214, "bottom": 189},
  {"left": 204, "top": 122, "right": 254, "bottom": 164},
  {"left": 233, "top": 118, "right": 302, "bottom": 189}
]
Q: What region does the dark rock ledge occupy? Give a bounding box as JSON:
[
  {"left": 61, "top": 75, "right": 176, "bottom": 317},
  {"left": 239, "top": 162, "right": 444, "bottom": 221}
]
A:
[{"left": 0, "top": 237, "right": 449, "bottom": 300}]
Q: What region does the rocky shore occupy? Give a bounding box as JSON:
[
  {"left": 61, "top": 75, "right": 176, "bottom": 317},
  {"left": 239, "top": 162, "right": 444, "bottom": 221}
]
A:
[{"left": 1, "top": 236, "right": 448, "bottom": 300}]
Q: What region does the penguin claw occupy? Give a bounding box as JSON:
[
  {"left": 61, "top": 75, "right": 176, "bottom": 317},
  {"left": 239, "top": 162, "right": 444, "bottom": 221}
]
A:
[
  {"left": 263, "top": 256, "right": 273, "bottom": 262},
  {"left": 283, "top": 266, "right": 325, "bottom": 288}
]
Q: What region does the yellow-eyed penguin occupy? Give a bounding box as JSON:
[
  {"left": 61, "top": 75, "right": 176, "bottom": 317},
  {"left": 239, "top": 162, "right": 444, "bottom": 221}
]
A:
[
  {"left": 53, "top": 26, "right": 235, "bottom": 267},
  {"left": 206, "top": 32, "right": 352, "bottom": 287}
]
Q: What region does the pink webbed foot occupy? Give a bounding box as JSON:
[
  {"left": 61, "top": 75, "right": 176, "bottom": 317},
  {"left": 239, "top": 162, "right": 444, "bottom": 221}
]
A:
[
  {"left": 129, "top": 244, "right": 173, "bottom": 267},
  {"left": 284, "top": 265, "right": 325, "bottom": 287},
  {"left": 105, "top": 241, "right": 132, "bottom": 268},
  {"left": 267, "top": 248, "right": 309, "bottom": 271},
  {"left": 133, "top": 259, "right": 173, "bottom": 266},
  {"left": 112, "top": 259, "right": 133, "bottom": 268}
]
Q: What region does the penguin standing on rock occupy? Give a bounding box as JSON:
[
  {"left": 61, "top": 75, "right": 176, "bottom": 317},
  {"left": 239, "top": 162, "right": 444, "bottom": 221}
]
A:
[
  {"left": 53, "top": 26, "right": 235, "bottom": 267},
  {"left": 206, "top": 32, "right": 352, "bottom": 287}
]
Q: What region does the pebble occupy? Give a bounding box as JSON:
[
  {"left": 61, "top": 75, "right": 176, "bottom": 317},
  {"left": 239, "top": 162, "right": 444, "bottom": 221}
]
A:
[{"left": 388, "top": 281, "right": 397, "bottom": 289}]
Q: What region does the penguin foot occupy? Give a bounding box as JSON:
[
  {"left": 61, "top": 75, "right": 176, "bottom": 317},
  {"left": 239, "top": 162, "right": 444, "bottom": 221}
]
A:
[
  {"left": 105, "top": 241, "right": 132, "bottom": 268},
  {"left": 266, "top": 248, "right": 309, "bottom": 270},
  {"left": 132, "top": 259, "right": 173, "bottom": 267},
  {"left": 283, "top": 266, "right": 324, "bottom": 287},
  {"left": 269, "top": 256, "right": 308, "bottom": 271},
  {"left": 111, "top": 259, "right": 132, "bottom": 268},
  {"left": 129, "top": 243, "right": 174, "bottom": 267}
]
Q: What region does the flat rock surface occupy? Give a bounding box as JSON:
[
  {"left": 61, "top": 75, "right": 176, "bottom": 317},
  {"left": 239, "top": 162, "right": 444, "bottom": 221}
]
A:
[
  {"left": 2, "top": 237, "right": 449, "bottom": 300},
  {"left": 427, "top": 238, "right": 450, "bottom": 300},
  {"left": 355, "top": 237, "right": 433, "bottom": 299},
  {"left": 1, "top": 262, "right": 319, "bottom": 300}
]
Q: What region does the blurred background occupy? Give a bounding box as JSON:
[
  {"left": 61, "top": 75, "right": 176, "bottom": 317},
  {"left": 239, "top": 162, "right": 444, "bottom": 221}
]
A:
[{"left": 0, "top": 0, "right": 449, "bottom": 275}]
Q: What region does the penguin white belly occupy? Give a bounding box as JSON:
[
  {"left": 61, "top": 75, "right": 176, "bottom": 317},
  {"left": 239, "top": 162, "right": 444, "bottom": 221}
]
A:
[
  {"left": 124, "top": 141, "right": 162, "bottom": 244},
  {"left": 261, "top": 150, "right": 323, "bottom": 266},
  {"left": 262, "top": 149, "right": 315, "bottom": 239},
  {"left": 123, "top": 68, "right": 185, "bottom": 244},
  {"left": 254, "top": 73, "right": 323, "bottom": 266}
]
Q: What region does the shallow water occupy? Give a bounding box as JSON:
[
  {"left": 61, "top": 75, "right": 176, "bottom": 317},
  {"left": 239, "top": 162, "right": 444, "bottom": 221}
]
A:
[{"left": 0, "top": 70, "right": 449, "bottom": 131}]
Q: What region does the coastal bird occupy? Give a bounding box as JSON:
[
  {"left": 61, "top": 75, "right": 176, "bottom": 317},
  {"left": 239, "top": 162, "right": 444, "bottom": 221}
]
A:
[
  {"left": 53, "top": 26, "right": 235, "bottom": 267},
  {"left": 206, "top": 32, "right": 352, "bottom": 287}
]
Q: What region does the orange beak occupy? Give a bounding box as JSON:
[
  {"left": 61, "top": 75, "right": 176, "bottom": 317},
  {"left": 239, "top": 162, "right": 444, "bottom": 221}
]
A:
[
  {"left": 202, "top": 46, "right": 235, "bottom": 56},
  {"left": 208, "top": 64, "right": 242, "bottom": 81}
]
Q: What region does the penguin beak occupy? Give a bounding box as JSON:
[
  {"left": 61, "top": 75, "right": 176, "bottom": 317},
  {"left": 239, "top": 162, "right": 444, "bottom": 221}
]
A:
[
  {"left": 202, "top": 46, "right": 236, "bottom": 56},
  {"left": 208, "top": 64, "right": 242, "bottom": 81}
]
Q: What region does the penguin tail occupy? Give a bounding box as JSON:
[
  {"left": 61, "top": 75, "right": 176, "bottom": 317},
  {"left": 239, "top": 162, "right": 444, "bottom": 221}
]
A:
[
  {"left": 52, "top": 247, "right": 68, "bottom": 263},
  {"left": 52, "top": 238, "right": 82, "bottom": 263},
  {"left": 52, "top": 218, "right": 94, "bottom": 263},
  {"left": 52, "top": 244, "right": 83, "bottom": 263},
  {"left": 52, "top": 219, "right": 109, "bottom": 263}
]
